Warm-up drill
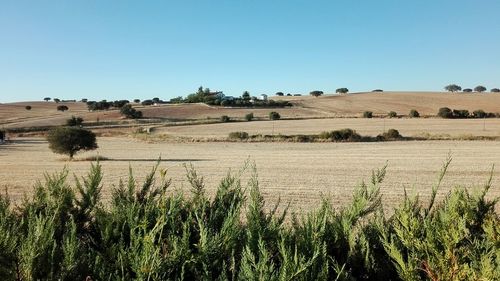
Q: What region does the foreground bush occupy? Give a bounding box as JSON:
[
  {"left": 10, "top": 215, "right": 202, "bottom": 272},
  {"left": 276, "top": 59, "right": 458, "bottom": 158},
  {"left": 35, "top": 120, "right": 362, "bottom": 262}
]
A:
[{"left": 0, "top": 160, "right": 498, "bottom": 280}]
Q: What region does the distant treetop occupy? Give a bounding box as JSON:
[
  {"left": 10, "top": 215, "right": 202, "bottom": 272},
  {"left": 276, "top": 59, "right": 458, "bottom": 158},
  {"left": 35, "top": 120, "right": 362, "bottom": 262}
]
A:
[{"left": 444, "top": 84, "right": 462, "bottom": 92}]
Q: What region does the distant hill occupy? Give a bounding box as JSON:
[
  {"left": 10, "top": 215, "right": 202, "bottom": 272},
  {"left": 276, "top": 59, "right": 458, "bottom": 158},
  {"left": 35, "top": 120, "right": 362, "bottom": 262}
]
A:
[{"left": 2, "top": 92, "right": 500, "bottom": 129}]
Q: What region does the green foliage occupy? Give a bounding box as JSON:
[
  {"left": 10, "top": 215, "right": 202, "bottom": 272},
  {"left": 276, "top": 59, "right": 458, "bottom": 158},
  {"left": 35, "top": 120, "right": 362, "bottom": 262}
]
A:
[
  {"left": 438, "top": 107, "right": 453, "bottom": 118},
  {"left": 47, "top": 127, "right": 98, "bottom": 159},
  {"left": 319, "top": 128, "right": 361, "bottom": 142},
  {"left": 388, "top": 111, "right": 397, "bottom": 118},
  {"left": 269, "top": 112, "right": 281, "bottom": 120},
  {"left": 473, "top": 110, "right": 487, "bottom": 118},
  {"left": 336, "top": 88, "right": 349, "bottom": 94},
  {"left": 228, "top": 131, "right": 249, "bottom": 140},
  {"left": 120, "top": 104, "right": 143, "bottom": 119},
  {"left": 220, "top": 115, "right": 231, "bottom": 122},
  {"left": 363, "top": 111, "right": 373, "bottom": 118},
  {"left": 57, "top": 105, "right": 68, "bottom": 112},
  {"left": 445, "top": 84, "right": 462, "bottom": 92},
  {"left": 309, "top": 91, "right": 324, "bottom": 97},
  {"left": 378, "top": 129, "right": 402, "bottom": 140},
  {"left": 453, "top": 109, "right": 469, "bottom": 118},
  {"left": 245, "top": 112, "right": 254, "bottom": 121},
  {"left": 66, "top": 116, "right": 83, "bottom": 126},
  {"left": 409, "top": 109, "right": 420, "bottom": 118},
  {"left": 474, "top": 85, "right": 487, "bottom": 92},
  {"left": 0, "top": 160, "right": 498, "bottom": 280}
]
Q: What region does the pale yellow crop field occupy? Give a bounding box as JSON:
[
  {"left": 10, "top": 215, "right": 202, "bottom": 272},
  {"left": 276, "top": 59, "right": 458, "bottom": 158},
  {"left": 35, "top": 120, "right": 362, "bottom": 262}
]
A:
[
  {"left": 1, "top": 137, "right": 499, "bottom": 212},
  {"left": 154, "top": 118, "right": 500, "bottom": 139}
]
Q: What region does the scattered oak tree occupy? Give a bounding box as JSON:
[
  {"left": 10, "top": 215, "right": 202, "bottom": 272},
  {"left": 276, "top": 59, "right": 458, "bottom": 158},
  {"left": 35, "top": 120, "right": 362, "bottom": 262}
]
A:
[
  {"left": 66, "top": 116, "right": 84, "bottom": 126},
  {"left": 275, "top": 92, "right": 284, "bottom": 96},
  {"left": 463, "top": 88, "right": 473, "bottom": 93},
  {"left": 409, "top": 109, "right": 420, "bottom": 118},
  {"left": 336, "top": 88, "right": 349, "bottom": 94},
  {"left": 25, "top": 105, "right": 32, "bottom": 110},
  {"left": 53, "top": 98, "right": 61, "bottom": 103},
  {"left": 444, "top": 84, "right": 462, "bottom": 92},
  {"left": 43, "top": 97, "right": 51, "bottom": 102},
  {"left": 309, "top": 90, "right": 324, "bottom": 97},
  {"left": 269, "top": 111, "right": 281, "bottom": 120},
  {"left": 47, "top": 127, "right": 98, "bottom": 159},
  {"left": 474, "top": 85, "right": 487, "bottom": 93},
  {"left": 120, "top": 104, "right": 142, "bottom": 119},
  {"left": 491, "top": 88, "right": 500, "bottom": 93}
]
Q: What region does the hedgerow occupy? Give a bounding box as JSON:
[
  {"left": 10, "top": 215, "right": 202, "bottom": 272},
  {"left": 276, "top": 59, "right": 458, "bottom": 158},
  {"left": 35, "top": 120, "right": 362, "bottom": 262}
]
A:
[{"left": 0, "top": 159, "right": 498, "bottom": 280}]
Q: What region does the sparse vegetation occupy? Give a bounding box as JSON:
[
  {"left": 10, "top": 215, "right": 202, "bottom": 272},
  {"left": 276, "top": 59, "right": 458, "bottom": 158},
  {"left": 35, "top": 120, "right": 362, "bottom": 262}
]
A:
[
  {"left": 409, "top": 109, "right": 420, "bottom": 118},
  {"left": 388, "top": 111, "right": 397, "bottom": 118},
  {"left": 378, "top": 128, "right": 402, "bottom": 140},
  {"left": 245, "top": 112, "right": 254, "bottom": 121},
  {"left": 47, "top": 127, "right": 98, "bottom": 159},
  {"left": 228, "top": 131, "right": 249, "bottom": 140},
  {"left": 66, "top": 116, "right": 83, "bottom": 126},
  {"left": 269, "top": 111, "right": 281, "bottom": 120},
  {"left": 363, "top": 111, "right": 373, "bottom": 118},
  {"left": 220, "top": 115, "right": 230, "bottom": 122},
  {"left": 0, "top": 159, "right": 496, "bottom": 280},
  {"left": 319, "top": 128, "right": 361, "bottom": 141}
]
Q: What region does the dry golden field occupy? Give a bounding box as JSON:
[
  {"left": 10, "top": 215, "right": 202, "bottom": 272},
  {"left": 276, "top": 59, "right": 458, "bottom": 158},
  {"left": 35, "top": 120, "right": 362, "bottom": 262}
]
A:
[
  {"left": 154, "top": 118, "right": 500, "bottom": 139},
  {"left": 1, "top": 137, "right": 499, "bottom": 212}
]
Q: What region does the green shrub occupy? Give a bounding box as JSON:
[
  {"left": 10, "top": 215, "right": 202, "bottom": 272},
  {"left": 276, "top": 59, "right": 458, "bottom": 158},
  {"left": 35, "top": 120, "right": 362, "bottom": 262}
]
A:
[
  {"left": 25, "top": 105, "right": 32, "bottom": 110},
  {"left": 378, "top": 128, "right": 402, "bottom": 140},
  {"left": 66, "top": 116, "right": 83, "bottom": 126},
  {"left": 245, "top": 113, "right": 254, "bottom": 121},
  {"left": 220, "top": 115, "right": 230, "bottom": 122},
  {"left": 228, "top": 131, "right": 249, "bottom": 140},
  {"left": 363, "top": 111, "right": 373, "bottom": 118},
  {"left": 120, "top": 104, "right": 142, "bottom": 119},
  {"left": 473, "top": 109, "right": 487, "bottom": 118},
  {"left": 438, "top": 107, "right": 453, "bottom": 118},
  {"left": 269, "top": 112, "right": 281, "bottom": 120},
  {"left": 388, "top": 111, "right": 397, "bottom": 118},
  {"left": 409, "top": 109, "right": 420, "bottom": 118}
]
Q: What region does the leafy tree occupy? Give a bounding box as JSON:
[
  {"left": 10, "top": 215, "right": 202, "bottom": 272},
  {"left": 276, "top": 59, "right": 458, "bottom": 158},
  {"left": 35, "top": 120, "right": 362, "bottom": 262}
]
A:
[
  {"left": 474, "top": 85, "right": 487, "bottom": 93},
  {"left": 47, "top": 127, "right": 97, "bottom": 159},
  {"left": 275, "top": 92, "right": 284, "bottom": 96},
  {"left": 363, "top": 111, "right": 373, "bottom": 118},
  {"left": 57, "top": 105, "right": 69, "bottom": 112},
  {"left": 120, "top": 104, "right": 142, "bottom": 119},
  {"left": 309, "top": 90, "right": 324, "bottom": 97},
  {"left": 43, "top": 97, "right": 51, "bottom": 102},
  {"left": 133, "top": 99, "right": 141, "bottom": 103},
  {"left": 452, "top": 109, "right": 469, "bottom": 118},
  {"left": 269, "top": 111, "right": 281, "bottom": 120},
  {"left": 25, "top": 105, "right": 32, "bottom": 110},
  {"left": 491, "top": 88, "right": 500, "bottom": 93},
  {"left": 409, "top": 109, "right": 420, "bottom": 118},
  {"left": 220, "top": 115, "right": 230, "bottom": 122},
  {"left": 81, "top": 98, "right": 88, "bottom": 103},
  {"left": 242, "top": 91, "right": 251, "bottom": 101},
  {"left": 444, "top": 84, "right": 462, "bottom": 92},
  {"left": 372, "top": 89, "right": 383, "bottom": 92},
  {"left": 66, "top": 116, "right": 83, "bottom": 126},
  {"left": 388, "top": 111, "right": 397, "bottom": 118},
  {"left": 336, "top": 88, "right": 349, "bottom": 94},
  {"left": 53, "top": 98, "right": 61, "bottom": 103},
  {"left": 473, "top": 110, "right": 487, "bottom": 118},
  {"left": 141, "top": 100, "right": 154, "bottom": 106},
  {"left": 152, "top": 97, "right": 161, "bottom": 103},
  {"left": 437, "top": 107, "right": 453, "bottom": 118},
  {"left": 463, "top": 88, "right": 473, "bottom": 93}
]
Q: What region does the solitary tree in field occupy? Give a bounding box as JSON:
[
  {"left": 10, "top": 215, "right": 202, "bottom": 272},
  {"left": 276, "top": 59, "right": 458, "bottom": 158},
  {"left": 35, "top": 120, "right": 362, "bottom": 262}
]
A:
[
  {"left": 309, "top": 91, "right": 324, "bottom": 97},
  {"left": 491, "top": 88, "right": 500, "bottom": 93},
  {"left": 474, "top": 85, "right": 487, "bottom": 93},
  {"left": 47, "top": 127, "right": 98, "bottom": 159},
  {"left": 134, "top": 99, "right": 141, "bottom": 103},
  {"left": 43, "top": 97, "right": 51, "bottom": 102},
  {"left": 444, "top": 84, "right": 462, "bottom": 92},
  {"left": 336, "top": 88, "right": 349, "bottom": 94},
  {"left": 25, "top": 105, "right": 32, "bottom": 110},
  {"left": 275, "top": 92, "right": 284, "bottom": 96},
  {"left": 463, "top": 88, "right": 473, "bottom": 93},
  {"left": 53, "top": 98, "right": 61, "bottom": 103}
]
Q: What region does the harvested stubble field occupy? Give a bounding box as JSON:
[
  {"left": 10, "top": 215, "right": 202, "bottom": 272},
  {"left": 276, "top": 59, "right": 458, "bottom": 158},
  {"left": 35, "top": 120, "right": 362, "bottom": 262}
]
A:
[
  {"left": 1, "top": 137, "right": 499, "bottom": 212},
  {"left": 154, "top": 117, "right": 500, "bottom": 139}
]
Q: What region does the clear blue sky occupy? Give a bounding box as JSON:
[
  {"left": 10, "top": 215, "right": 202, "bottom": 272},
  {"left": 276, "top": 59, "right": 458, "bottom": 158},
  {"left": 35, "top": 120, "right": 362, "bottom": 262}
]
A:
[{"left": 1, "top": 0, "right": 499, "bottom": 102}]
